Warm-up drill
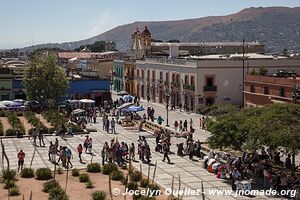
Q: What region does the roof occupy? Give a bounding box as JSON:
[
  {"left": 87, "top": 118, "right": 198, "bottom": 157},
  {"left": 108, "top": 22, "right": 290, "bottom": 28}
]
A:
[
  {"left": 58, "top": 51, "right": 117, "bottom": 59},
  {"left": 151, "top": 42, "right": 263, "bottom": 47},
  {"left": 190, "top": 53, "right": 289, "bottom": 60}
]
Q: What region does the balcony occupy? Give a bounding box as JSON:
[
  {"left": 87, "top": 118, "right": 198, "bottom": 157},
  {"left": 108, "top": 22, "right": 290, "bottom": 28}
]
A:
[
  {"left": 183, "top": 84, "right": 195, "bottom": 91},
  {"left": 203, "top": 85, "right": 217, "bottom": 92}
]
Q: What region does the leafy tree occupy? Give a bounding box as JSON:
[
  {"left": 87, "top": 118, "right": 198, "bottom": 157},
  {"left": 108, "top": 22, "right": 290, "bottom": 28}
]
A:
[
  {"left": 250, "top": 68, "right": 257, "bottom": 75},
  {"left": 258, "top": 67, "right": 268, "bottom": 76},
  {"left": 151, "top": 39, "right": 163, "bottom": 43},
  {"left": 74, "top": 40, "right": 117, "bottom": 52},
  {"left": 23, "top": 52, "right": 68, "bottom": 104}
]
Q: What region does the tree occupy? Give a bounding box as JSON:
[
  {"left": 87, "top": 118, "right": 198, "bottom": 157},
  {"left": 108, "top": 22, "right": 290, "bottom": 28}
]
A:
[
  {"left": 23, "top": 52, "right": 68, "bottom": 104},
  {"left": 258, "top": 67, "right": 268, "bottom": 76},
  {"left": 167, "top": 39, "right": 180, "bottom": 43}
]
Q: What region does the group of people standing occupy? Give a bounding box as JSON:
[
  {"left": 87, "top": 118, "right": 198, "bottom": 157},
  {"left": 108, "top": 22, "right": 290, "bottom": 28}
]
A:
[
  {"left": 48, "top": 138, "right": 73, "bottom": 168},
  {"left": 102, "top": 114, "right": 116, "bottom": 134}
]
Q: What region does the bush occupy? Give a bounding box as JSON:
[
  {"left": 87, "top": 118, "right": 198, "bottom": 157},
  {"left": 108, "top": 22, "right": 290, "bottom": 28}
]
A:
[
  {"left": 102, "top": 163, "right": 118, "bottom": 175},
  {"left": 127, "top": 181, "right": 138, "bottom": 190},
  {"left": 140, "top": 179, "right": 150, "bottom": 188},
  {"left": 9, "top": 186, "right": 20, "bottom": 196},
  {"left": 0, "top": 111, "right": 6, "bottom": 117},
  {"left": 147, "top": 184, "right": 160, "bottom": 196},
  {"left": 6, "top": 112, "right": 25, "bottom": 133},
  {"left": 79, "top": 173, "right": 90, "bottom": 182},
  {"left": 4, "top": 180, "right": 16, "bottom": 189},
  {"left": 20, "top": 168, "right": 34, "bottom": 178},
  {"left": 130, "top": 171, "right": 141, "bottom": 182},
  {"left": 43, "top": 180, "right": 60, "bottom": 193},
  {"left": 111, "top": 170, "right": 124, "bottom": 181},
  {"left": 71, "top": 168, "right": 80, "bottom": 177},
  {"left": 92, "top": 191, "right": 106, "bottom": 200},
  {"left": 48, "top": 186, "right": 68, "bottom": 200},
  {"left": 6, "top": 129, "right": 16, "bottom": 136},
  {"left": 87, "top": 163, "right": 101, "bottom": 173},
  {"left": 1, "top": 169, "right": 17, "bottom": 181},
  {"left": 85, "top": 181, "right": 94, "bottom": 189},
  {"left": 16, "top": 112, "right": 23, "bottom": 117},
  {"left": 36, "top": 168, "right": 52, "bottom": 180}
]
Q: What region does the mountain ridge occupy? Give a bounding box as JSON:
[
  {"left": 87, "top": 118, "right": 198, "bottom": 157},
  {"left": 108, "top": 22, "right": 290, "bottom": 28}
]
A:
[{"left": 21, "top": 6, "right": 300, "bottom": 53}]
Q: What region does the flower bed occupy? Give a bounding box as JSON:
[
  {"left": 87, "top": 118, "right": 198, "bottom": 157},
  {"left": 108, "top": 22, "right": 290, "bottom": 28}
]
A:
[
  {"left": 6, "top": 112, "right": 25, "bottom": 133},
  {"left": 24, "top": 111, "right": 48, "bottom": 131}
]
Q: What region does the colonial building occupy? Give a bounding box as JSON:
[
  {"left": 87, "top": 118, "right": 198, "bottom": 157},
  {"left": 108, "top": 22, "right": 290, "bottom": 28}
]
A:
[
  {"left": 113, "top": 60, "right": 125, "bottom": 92},
  {"left": 136, "top": 50, "right": 300, "bottom": 112},
  {"left": 124, "top": 60, "right": 136, "bottom": 95},
  {"left": 131, "top": 26, "right": 152, "bottom": 59},
  {"left": 150, "top": 42, "right": 264, "bottom": 56},
  {"left": 244, "top": 72, "right": 300, "bottom": 107}
]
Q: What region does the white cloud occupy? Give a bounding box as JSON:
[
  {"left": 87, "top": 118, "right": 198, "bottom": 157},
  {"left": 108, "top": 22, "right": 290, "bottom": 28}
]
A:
[{"left": 86, "top": 10, "right": 117, "bottom": 37}]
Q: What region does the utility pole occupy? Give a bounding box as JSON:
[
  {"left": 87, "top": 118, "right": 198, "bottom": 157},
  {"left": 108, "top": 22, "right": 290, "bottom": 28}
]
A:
[{"left": 242, "top": 38, "right": 245, "bottom": 107}]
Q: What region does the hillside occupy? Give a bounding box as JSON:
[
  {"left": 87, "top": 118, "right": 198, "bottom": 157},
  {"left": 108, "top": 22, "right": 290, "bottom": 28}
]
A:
[{"left": 23, "top": 6, "right": 300, "bottom": 53}]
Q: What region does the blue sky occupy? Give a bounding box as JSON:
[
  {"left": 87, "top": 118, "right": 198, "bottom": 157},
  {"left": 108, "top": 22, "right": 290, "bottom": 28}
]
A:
[{"left": 0, "top": 0, "right": 299, "bottom": 48}]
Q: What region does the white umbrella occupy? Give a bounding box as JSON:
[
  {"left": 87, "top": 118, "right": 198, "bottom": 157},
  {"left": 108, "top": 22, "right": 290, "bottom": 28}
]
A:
[
  {"left": 0, "top": 100, "right": 19, "bottom": 107},
  {"left": 71, "top": 109, "right": 86, "bottom": 115},
  {"left": 79, "top": 99, "right": 95, "bottom": 104}
]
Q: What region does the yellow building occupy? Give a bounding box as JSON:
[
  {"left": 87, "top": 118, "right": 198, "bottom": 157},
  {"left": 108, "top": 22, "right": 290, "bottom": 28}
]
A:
[{"left": 124, "top": 60, "right": 136, "bottom": 96}]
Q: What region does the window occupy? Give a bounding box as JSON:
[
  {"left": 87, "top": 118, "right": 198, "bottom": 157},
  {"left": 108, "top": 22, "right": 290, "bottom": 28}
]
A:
[
  {"left": 250, "top": 85, "right": 255, "bottom": 93},
  {"left": 191, "top": 76, "right": 195, "bottom": 86},
  {"left": 172, "top": 74, "right": 175, "bottom": 82},
  {"left": 166, "top": 72, "right": 169, "bottom": 82},
  {"left": 264, "top": 86, "right": 269, "bottom": 95},
  {"left": 206, "top": 77, "right": 214, "bottom": 86},
  {"left": 184, "top": 75, "right": 188, "bottom": 85},
  {"left": 160, "top": 71, "right": 163, "bottom": 79},
  {"left": 141, "top": 70, "right": 144, "bottom": 78},
  {"left": 176, "top": 74, "right": 179, "bottom": 83},
  {"left": 136, "top": 69, "right": 139, "bottom": 77},
  {"left": 280, "top": 87, "right": 285, "bottom": 97}
]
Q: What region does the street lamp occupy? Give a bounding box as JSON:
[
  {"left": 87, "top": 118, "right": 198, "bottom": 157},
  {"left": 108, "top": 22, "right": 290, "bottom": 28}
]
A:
[{"left": 165, "top": 92, "right": 170, "bottom": 127}]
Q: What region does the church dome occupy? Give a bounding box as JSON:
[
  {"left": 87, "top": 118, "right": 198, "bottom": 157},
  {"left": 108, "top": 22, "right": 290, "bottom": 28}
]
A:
[{"left": 141, "top": 26, "right": 151, "bottom": 35}]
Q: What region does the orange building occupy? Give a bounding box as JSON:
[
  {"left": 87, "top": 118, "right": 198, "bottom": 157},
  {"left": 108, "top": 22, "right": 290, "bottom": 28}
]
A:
[{"left": 244, "top": 74, "right": 300, "bottom": 107}]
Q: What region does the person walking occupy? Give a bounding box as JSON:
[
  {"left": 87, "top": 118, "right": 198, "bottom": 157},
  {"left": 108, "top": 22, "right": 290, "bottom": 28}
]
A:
[
  {"left": 38, "top": 129, "right": 45, "bottom": 147},
  {"left": 106, "top": 119, "right": 110, "bottom": 133},
  {"left": 162, "top": 142, "right": 171, "bottom": 164},
  {"left": 77, "top": 144, "right": 83, "bottom": 163},
  {"left": 189, "top": 118, "right": 193, "bottom": 128},
  {"left": 183, "top": 120, "right": 188, "bottom": 131},
  {"left": 102, "top": 115, "right": 106, "bottom": 130},
  {"left": 111, "top": 118, "right": 116, "bottom": 134},
  {"left": 17, "top": 150, "right": 25, "bottom": 172},
  {"left": 84, "top": 136, "right": 89, "bottom": 153},
  {"left": 31, "top": 128, "right": 37, "bottom": 146},
  {"left": 48, "top": 141, "right": 53, "bottom": 161},
  {"left": 129, "top": 143, "right": 135, "bottom": 161},
  {"left": 101, "top": 147, "right": 105, "bottom": 165},
  {"left": 179, "top": 102, "right": 182, "bottom": 112},
  {"left": 179, "top": 120, "right": 183, "bottom": 132},
  {"left": 66, "top": 148, "right": 73, "bottom": 168},
  {"left": 174, "top": 121, "right": 179, "bottom": 131},
  {"left": 87, "top": 137, "right": 93, "bottom": 154}
]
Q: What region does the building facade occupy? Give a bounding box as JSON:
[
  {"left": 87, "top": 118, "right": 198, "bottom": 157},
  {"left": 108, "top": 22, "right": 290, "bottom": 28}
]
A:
[
  {"left": 136, "top": 54, "right": 300, "bottom": 112},
  {"left": 244, "top": 74, "right": 300, "bottom": 107},
  {"left": 124, "top": 60, "right": 136, "bottom": 96},
  {"left": 113, "top": 60, "right": 125, "bottom": 92}
]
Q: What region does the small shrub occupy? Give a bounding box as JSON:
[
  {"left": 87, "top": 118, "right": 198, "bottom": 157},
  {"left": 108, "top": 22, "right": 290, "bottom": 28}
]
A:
[
  {"left": 57, "top": 167, "right": 63, "bottom": 174},
  {"left": 48, "top": 186, "right": 68, "bottom": 200},
  {"left": 71, "top": 168, "right": 80, "bottom": 177},
  {"left": 130, "top": 171, "right": 141, "bottom": 182},
  {"left": 16, "top": 112, "right": 23, "bottom": 117},
  {"left": 127, "top": 181, "right": 138, "bottom": 190},
  {"left": 20, "top": 168, "right": 34, "bottom": 178},
  {"left": 9, "top": 186, "right": 20, "bottom": 196},
  {"left": 140, "top": 179, "right": 150, "bottom": 188},
  {"left": 147, "top": 184, "right": 160, "bottom": 196},
  {"left": 79, "top": 173, "right": 90, "bottom": 182},
  {"left": 43, "top": 180, "right": 60, "bottom": 193},
  {"left": 0, "top": 111, "right": 6, "bottom": 117},
  {"left": 36, "top": 168, "right": 52, "bottom": 180},
  {"left": 92, "top": 191, "right": 106, "bottom": 200},
  {"left": 87, "top": 163, "right": 101, "bottom": 173},
  {"left": 4, "top": 180, "right": 16, "bottom": 189},
  {"left": 85, "top": 181, "right": 94, "bottom": 189},
  {"left": 6, "top": 129, "right": 16, "bottom": 136},
  {"left": 1, "top": 169, "right": 17, "bottom": 180},
  {"left": 111, "top": 170, "right": 124, "bottom": 181},
  {"left": 102, "top": 163, "right": 118, "bottom": 175}
]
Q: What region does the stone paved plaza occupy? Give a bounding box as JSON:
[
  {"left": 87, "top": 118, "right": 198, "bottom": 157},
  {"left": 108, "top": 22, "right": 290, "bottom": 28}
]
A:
[{"left": 0, "top": 94, "right": 296, "bottom": 200}]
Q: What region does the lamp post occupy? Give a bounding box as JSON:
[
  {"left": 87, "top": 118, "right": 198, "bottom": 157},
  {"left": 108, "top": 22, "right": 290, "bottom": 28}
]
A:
[{"left": 165, "top": 92, "right": 170, "bottom": 127}]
